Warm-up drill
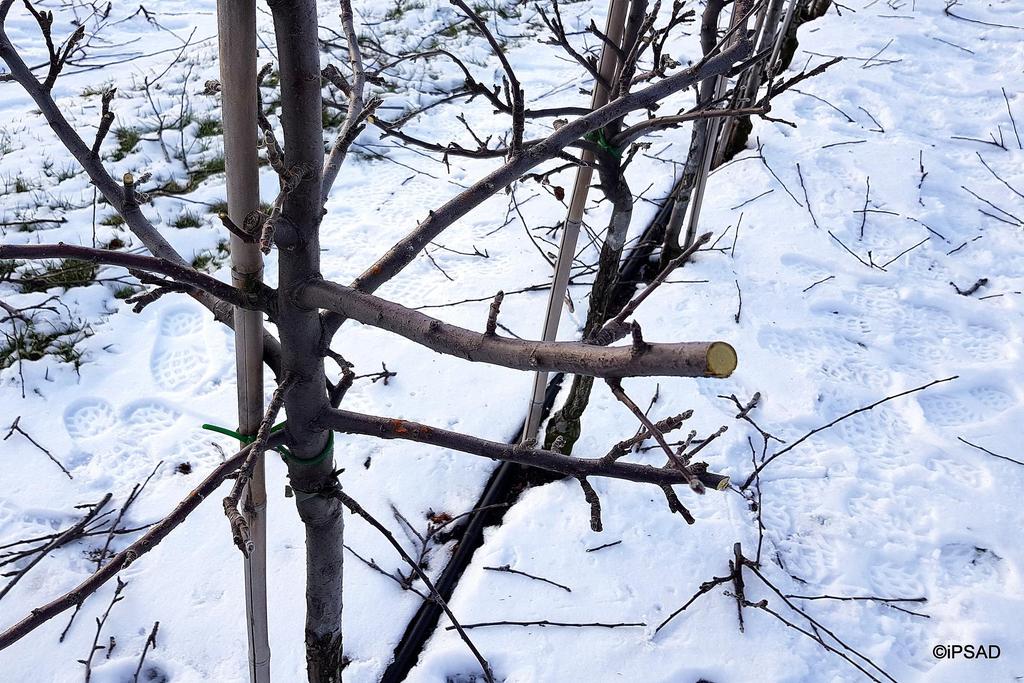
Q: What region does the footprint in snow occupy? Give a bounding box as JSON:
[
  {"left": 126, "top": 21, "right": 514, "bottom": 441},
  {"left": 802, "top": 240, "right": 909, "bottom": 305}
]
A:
[
  {"left": 63, "top": 398, "right": 118, "bottom": 441},
  {"left": 893, "top": 334, "right": 954, "bottom": 366},
  {"left": 925, "top": 453, "right": 990, "bottom": 490},
  {"left": 120, "top": 400, "right": 182, "bottom": 439},
  {"left": 896, "top": 304, "right": 958, "bottom": 339},
  {"left": 828, "top": 312, "right": 874, "bottom": 338},
  {"left": 150, "top": 305, "right": 210, "bottom": 391},
  {"left": 918, "top": 385, "right": 1013, "bottom": 427},
  {"left": 955, "top": 324, "right": 1011, "bottom": 364},
  {"left": 777, "top": 530, "right": 839, "bottom": 586},
  {"left": 779, "top": 253, "right": 833, "bottom": 281},
  {"left": 63, "top": 397, "right": 183, "bottom": 479},
  {"left": 869, "top": 562, "right": 926, "bottom": 602},
  {"left": 889, "top": 614, "right": 937, "bottom": 673}
]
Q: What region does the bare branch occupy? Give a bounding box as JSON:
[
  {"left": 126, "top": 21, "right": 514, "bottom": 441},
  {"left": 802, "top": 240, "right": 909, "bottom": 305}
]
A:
[
  {"left": 81, "top": 577, "right": 126, "bottom": 683},
  {"left": 600, "top": 410, "right": 693, "bottom": 463},
  {"left": 321, "top": 0, "right": 375, "bottom": 202},
  {"left": 538, "top": 4, "right": 611, "bottom": 92},
  {"left": 0, "top": 243, "right": 273, "bottom": 314},
  {"left": 334, "top": 490, "right": 495, "bottom": 683},
  {"left": 90, "top": 88, "right": 116, "bottom": 158},
  {"left": 21, "top": 0, "right": 84, "bottom": 91},
  {"left": 484, "top": 290, "right": 504, "bottom": 336},
  {"left": 299, "top": 279, "right": 737, "bottom": 379},
  {"left": 483, "top": 564, "right": 572, "bottom": 593},
  {"left": 577, "top": 477, "right": 603, "bottom": 532},
  {"left": 0, "top": 494, "right": 111, "bottom": 602},
  {"left": 595, "top": 232, "right": 712, "bottom": 344},
  {"left": 132, "top": 622, "right": 160, "bottom": 683},
  {"left": 319, "top": 408, "right": 729, "bottom": 490},
  {"left": 612, "top": 105, "right": 768, "bottom": 149},
  {"left": 606, "top": 379, "right": 704, "bottom": 493},
  {"left": 451, "top": 0, "right": 524, "bottom": 153},
  {"left": 223, "top": 375, "right": 294, "bottom": 555},
  {"left": 3, "top": 415, "right": 72, "bottom": 479}
]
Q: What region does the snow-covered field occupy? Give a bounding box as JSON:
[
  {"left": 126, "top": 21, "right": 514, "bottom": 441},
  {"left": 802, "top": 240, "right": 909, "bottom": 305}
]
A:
[{"left": 1, "top": 0, "right": 1022, "bottom": 681}]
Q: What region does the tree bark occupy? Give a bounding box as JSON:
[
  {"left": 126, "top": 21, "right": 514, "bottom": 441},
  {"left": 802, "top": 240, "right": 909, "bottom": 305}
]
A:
[
  {"left": 544, "top": 150, "right": 634, "bottom": 452},
  {"left": 267, "top": 2, "right": 345, "bottom": 680},
  {"left": 319, "top": 409, "right": 728, "bottom": 488}
]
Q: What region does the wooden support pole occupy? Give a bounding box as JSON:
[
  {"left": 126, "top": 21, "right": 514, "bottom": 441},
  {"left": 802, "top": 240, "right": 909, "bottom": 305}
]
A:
[
  {"left": 521, "top": 0, "right": 631, "bottom": 443},
  {"left": 216, "top": 2, "right": 270, "bottom": 681}
]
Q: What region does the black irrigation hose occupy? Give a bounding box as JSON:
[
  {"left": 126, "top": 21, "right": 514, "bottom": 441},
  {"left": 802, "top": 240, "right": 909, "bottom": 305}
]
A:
[
  {"left": 384, "top": 195, "right": 668, "bottom": 683},
  {"left": 381, "top": 374, "right": 564, "bottom": 683}
]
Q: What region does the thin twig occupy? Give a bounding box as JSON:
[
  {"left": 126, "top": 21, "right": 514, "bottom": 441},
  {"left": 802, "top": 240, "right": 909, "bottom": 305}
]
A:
[
  {"left": 654, "top": 573, "right": 734, "bottom": 634},
  {"left": 859, "top": 176, "right": 870, "bottom": 239},
  {"left": 957, "top": 436, "right": 1023, "bottom": 467},
  {"left": 223, "top": 375, "right": 295, "bottom": 555},
  {"left": 585, "top": 540, "right": 622, "bottom": 553},
  {"left": 95, "top": 462, "right": 162, "bottom": 570},
  {"left": 448, "top": 620, "right": 645, "bottom": 631},
  {"left": 0, "top": 435, "right": 281, "bottom": 650},
  {"left": 785, "top": 594, "right": 929, "bottom": 618},
  {"left": 742, "top": 377, "right": 958, "bottom": 488},
  {"left": 596, "top": 233, "right": 712, "bottom": 345},
  {"left": 82, "top": 578, "right": 127, "bottom": 683},
  {"left": 606, "top": 379, "right": 703, "bottom": 493},
  {"left": 1003, "top": 87, "right": 1022, "bottom": 150},
  {"left": 0, "top": 494, "right": 112, "bottom": 602},
  {"left": 483, "top": 565, "right": 571, "bottom": 593},
  {"left": 747, "top": 565, "right": 896, "bottom": 682},
  {"left": 3, "top": 416, "right": 72, "bottom": 479},
  {"left": 132, "top": 621, "right": 159, "bottom": 683},
  {"left": 795, "top": 163, "right": 820, "bottom": 229}
]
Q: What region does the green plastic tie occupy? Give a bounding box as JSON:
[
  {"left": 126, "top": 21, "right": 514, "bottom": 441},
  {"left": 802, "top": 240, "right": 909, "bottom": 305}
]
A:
[
  {"left": 200, "top": 422, "right": 333, "bottom": 466},
  {"left": 584, "top": 129, "right": 624, "bottom": 159},
  {"left": 201, "top": 421, "right": 292, "bottom": 458},
  {"left": 282, "top": 431, "right": 334, "bottom": 467}
]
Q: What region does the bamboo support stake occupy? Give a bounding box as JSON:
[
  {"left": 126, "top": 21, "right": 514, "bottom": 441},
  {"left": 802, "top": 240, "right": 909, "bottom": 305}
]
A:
[
  {"left": 713, "top": 0, "right": 781, "bottom": 167},
  {"left": 767, "top": 0, "right": 804, "bottom": 75},
  {"left": 522, "top": 0, "right": 631, "bottom": 443},
  {"left": 216, "top": 2, "right": 270, "bottom": 681},
  {"left": 676, "top": 1, "right": 755, "bottom": 250}
]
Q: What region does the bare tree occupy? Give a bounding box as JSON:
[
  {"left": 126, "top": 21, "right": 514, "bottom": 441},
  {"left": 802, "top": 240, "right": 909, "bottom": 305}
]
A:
[{"left": 0, "top": 0, "right": 759, "bottom": 680}]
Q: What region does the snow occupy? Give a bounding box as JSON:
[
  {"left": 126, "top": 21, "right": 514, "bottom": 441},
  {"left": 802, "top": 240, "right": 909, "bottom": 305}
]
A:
[{"left": 1, "top": 0, "right": 1023, "bottom": 682}]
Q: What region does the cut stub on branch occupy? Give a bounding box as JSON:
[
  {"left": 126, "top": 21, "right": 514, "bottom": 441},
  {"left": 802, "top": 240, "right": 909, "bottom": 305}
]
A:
[{"left": 703, "top": 341, "right": 738, "bottom": 378}]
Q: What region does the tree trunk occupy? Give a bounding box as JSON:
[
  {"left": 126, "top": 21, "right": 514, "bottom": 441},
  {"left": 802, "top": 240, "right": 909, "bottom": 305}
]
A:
[
  {"left": 544, "top": 152, "right": 633, "bottom": 452},
  {"left": 664, "top": 0, "right": 755, "bottom": 258},
  {"left": 267, "top": 1, "right": 345, "bottom": 680}
]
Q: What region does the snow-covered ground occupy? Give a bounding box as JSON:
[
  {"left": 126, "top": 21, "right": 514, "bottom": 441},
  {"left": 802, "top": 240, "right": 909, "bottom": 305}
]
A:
[{"left": 1, "top": 1, "right": 1022, "bottom": 681}]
